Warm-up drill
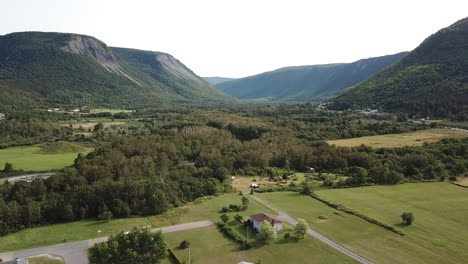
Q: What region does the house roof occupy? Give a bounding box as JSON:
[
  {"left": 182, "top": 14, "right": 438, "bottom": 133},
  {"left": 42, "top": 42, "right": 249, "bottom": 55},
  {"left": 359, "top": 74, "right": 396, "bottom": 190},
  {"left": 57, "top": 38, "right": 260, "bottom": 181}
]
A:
[{"left": 250, "top": 213, "right": 282, "bottom": 224}]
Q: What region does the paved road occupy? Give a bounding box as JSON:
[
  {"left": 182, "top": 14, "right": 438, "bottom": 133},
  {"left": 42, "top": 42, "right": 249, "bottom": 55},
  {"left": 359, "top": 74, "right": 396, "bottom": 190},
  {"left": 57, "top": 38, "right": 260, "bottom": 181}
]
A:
[
  {"left": 251, "top": 195, "right": 374, "bottom": 264},
  {"left": 0, "top": 220, "right": 214, "bottom": 264},
  {"left": 0, "top": 173, "right": 55, "bottom": 184}
]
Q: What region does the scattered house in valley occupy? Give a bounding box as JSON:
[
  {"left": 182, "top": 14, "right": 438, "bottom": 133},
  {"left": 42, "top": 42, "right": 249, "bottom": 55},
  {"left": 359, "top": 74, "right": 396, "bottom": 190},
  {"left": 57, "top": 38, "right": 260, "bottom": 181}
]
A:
[
  {"left": 250, "top": 183, "right": 260, "bottom": 188},
  {"left": 248, "top": 213, "right": 283, "bottom": 233},
  {"left": 0, "top": 113, "right": 5, "bottom": 120},
  {"left": 0, "top": 258, "right": 29, "bottom": 264}
]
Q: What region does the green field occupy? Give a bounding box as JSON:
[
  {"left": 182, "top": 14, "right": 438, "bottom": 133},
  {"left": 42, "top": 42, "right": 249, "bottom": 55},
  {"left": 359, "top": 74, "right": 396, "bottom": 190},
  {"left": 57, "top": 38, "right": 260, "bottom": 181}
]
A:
[
  {"left": 0, "top": 143, "right": 92, "bottom": 171},
  {"left": 327, "top": 128, "right": 468, "bottom": 148},
  {"left": 316, "top": 183, "right": 468, "bottom": 263},
  {"left": 163, "top": 225, "right": 356, "bottom": 264},
  {"left": 257, "top": 185, "right": 468, "bottom": 264},
  {"left": 0, "top": 194, "right": 273, "bottom": 252},
  {"left": 89, "top": 108, "right": 134, "bottom": 114}
]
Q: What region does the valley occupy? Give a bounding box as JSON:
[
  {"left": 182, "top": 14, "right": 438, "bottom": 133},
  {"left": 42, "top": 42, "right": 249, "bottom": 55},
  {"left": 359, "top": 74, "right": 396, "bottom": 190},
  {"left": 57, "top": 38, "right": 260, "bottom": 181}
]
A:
[{"left": 0, "top": 7, "right": 467, "bottom": 264}]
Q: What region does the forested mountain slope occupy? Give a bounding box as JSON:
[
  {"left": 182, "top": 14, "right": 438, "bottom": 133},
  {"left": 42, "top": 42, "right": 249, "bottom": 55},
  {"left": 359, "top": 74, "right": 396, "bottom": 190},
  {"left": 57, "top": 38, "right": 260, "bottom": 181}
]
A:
[
  {"left": 216, "top": 52, "right": 408, "bottom": 101},
  {"left": 329, "top": 17, "right": 468, "bottom": 117},
  {"left": 0, "top": 32, "right": 234, "bottom": 108}
]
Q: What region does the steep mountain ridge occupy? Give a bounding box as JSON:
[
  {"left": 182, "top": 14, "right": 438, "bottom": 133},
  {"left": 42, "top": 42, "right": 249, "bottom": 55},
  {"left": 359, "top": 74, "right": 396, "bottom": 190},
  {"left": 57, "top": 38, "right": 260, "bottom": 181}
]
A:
[
  {"left": 216, "top": 52, "right": 408, "bottom": 102},
  {"left": 0, "top": 31, "right": 234, "bottom": 108},
  {"left": 329, "top": 17, "right": 468, "bottom": 117}
]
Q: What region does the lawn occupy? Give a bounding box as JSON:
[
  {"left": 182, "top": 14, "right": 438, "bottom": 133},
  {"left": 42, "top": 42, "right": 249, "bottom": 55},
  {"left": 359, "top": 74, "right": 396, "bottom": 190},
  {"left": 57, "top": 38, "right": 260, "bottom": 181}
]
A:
[
  {"left": 316, "top": 182, "right": 468, "bottom": 263},
  {"left": 327, "top": 128, "right": 468, "bottom": 148},
  {"left": 163, "top": 225, "right": 356, "bottom": 264},
  {"left": 0, "top": 143, "right": 92, "bottom": 171},
  {"left": 257, "top": 186, "right": 468, "bottom": 264},
  {"left": 0, "top": 194, "right": 273, "bottom": 252}
]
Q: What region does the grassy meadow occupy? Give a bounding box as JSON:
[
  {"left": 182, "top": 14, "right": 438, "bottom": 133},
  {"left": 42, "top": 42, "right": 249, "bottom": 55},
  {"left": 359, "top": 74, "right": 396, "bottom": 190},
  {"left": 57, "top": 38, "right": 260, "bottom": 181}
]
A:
[
  {"left": 0, "top": 194, "right": 273, "bottom": 252},
  {"left": 257, "top": 183, "right": 468, "bottom": 264},
  {"left": 327, "top": 128, "right": 468, "bottom": 148},
  {"left": 316, "top": 182, "right": 468, "bottom": 263},
  {"left": 0, "top": 142, "right": 92, "bottom": 171},
  {"left": 163, "top": 225, "right": 356, "bottom": 264}
]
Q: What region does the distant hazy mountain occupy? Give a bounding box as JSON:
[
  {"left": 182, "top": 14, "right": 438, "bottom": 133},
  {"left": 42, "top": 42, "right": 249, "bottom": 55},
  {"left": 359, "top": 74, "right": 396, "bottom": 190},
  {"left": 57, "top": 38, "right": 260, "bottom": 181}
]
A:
[
  {"left": 329, "top": 17, "right": 468, "bottom": 117},
  {"left": 0, "top": 32, "right": 234, "bottom": 108},
  {"left": 204, "top": 76, "right": 236, "bottom": 86},
  {"left": 215, "top": 52, "right": 408, "bottom": 102}
]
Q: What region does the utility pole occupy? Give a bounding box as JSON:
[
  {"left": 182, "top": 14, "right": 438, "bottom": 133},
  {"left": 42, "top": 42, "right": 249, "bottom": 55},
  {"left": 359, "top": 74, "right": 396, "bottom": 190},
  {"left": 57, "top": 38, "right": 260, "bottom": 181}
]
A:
[{"left": 188, "top": 248, "right": 191, "bottom": 264}]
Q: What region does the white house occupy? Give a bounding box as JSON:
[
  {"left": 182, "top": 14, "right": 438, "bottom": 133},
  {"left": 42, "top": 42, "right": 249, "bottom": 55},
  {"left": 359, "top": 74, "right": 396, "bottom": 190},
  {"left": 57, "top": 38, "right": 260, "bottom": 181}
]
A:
[
  {"left": 250, "top": 183, "right": 259, "bottom": 188},
  {"left": 249, "top": 213, "right": 283, "bottom": 233}
]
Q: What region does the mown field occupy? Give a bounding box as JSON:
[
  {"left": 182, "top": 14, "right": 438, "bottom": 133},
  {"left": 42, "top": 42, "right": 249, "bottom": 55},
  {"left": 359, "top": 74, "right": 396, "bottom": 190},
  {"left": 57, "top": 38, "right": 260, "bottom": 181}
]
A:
[
  {"left": 0, "top": 194, "right": 273, "bottom": 252},
  {"left": 258, "top": 183, "right": 468, "bottom": 264},
  {"left": 327, "top": 128, "right": 468, "bottom": 148},
  {"left": 317, "top": 182, "right": 468, "bottom": 263},
  {"left": 0, "top": 142, "right": 92, "bottom": 171},
  {"left": 1, "top": 193, "right": 356, "bottom": 263},
  {"left": 163, "top": 225, "right": 356, "bottom": 264}
]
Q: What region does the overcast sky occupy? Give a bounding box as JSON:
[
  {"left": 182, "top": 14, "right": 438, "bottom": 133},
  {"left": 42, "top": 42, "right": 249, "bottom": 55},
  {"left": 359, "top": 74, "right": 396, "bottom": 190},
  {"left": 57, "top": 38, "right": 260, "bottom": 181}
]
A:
[{"left": 1, "top": 0, "right": 467, "bottom": 78}]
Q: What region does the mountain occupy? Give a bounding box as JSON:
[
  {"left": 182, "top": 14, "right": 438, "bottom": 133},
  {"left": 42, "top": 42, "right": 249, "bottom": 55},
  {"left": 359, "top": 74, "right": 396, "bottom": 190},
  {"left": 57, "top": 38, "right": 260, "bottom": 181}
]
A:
[
  {"left": 0, "top": 32, "right": 234, "bottom": 108},
  {"left": 204, "top": 76, "right": 236, "bottom": 86},
  {"left": 329, "top": 17, "right": 468, "bottom": 117},
  {"left": 215, "top": 52, "right": 408, "bottom": 102}
]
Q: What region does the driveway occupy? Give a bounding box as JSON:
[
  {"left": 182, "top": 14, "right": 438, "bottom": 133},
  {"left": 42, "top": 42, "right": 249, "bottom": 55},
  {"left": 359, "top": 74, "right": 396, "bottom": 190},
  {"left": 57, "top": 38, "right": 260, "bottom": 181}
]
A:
[
  {"left": 251, "top": 195, "right": 373, "bottom": 264},
  {"left": 0, "top": 220, "right": 214, "bottom": 264}
]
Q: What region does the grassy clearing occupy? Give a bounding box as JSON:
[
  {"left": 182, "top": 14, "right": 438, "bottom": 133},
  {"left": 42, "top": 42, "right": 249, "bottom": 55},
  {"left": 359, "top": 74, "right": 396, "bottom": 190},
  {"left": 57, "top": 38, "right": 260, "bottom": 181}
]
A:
[
  {"left": 327, "top": 128, "right": 468, "bottom": 148},
  {"left": 0, "top": 143, "right": 92, "bottom": 171},
  {"left": 316, "top": 183, "right": 468, "bottom": 263},
  {"left": 232, "top": 173, "right": 307, "bottom": 193},
  {"left": 163, "top": 225, "right": 356, "bottom": 264},
  {"left": 257, "top": 188, "right": 466, "bottom": 264},
  {"left": 89, "top": 108, "right": 134, "bottom": 114},
  {"left": 455, "top": 177, "right": 468, "bottom": 187},
  {"left": 0, "top": 194, "right": 272, "bottom": 252}
]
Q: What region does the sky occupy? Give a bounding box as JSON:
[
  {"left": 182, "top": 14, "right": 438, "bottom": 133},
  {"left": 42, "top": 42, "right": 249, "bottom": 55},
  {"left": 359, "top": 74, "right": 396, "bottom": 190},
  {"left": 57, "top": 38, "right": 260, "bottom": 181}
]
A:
[{"left": 1, "top": 0, "right": 467, "bottom": 78}]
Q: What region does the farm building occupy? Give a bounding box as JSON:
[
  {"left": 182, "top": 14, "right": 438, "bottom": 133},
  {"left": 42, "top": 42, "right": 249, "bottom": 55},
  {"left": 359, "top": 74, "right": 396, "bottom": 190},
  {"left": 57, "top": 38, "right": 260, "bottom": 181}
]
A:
[
  {"left": 248, "top": 213, "right": 283, "bottom": 233},
  {"left": 250, "top": 183, "right": 260, "bottom": 188}
]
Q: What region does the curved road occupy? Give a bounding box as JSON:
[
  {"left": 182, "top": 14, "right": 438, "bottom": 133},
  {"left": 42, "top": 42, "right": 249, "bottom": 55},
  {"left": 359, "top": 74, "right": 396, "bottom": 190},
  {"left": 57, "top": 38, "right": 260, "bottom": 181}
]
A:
[
  {"left": 0, "top": 220, "right": 214, "bottom": 264},
  {"left": 251, "top": 195, "right": 373, "bottom": 264}
]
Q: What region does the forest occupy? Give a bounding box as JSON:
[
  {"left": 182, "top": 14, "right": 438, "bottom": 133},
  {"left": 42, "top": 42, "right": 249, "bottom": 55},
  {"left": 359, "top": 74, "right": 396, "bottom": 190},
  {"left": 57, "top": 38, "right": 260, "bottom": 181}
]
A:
[{"left": 0, "top": 104, "right": 467, "bottom": 236}]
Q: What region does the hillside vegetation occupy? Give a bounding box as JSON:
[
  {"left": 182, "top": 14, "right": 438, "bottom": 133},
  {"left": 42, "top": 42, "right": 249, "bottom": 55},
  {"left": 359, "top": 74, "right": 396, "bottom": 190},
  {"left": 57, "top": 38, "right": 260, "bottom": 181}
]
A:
[
  {"left": 216, "top": 52, "right": 408, "bottom": 101},
  {"left": 0, "top": 32, "right": 233, "bottom": 108},
  {"left": 329, "top": 17, "right": 468, "bottom": 118}
]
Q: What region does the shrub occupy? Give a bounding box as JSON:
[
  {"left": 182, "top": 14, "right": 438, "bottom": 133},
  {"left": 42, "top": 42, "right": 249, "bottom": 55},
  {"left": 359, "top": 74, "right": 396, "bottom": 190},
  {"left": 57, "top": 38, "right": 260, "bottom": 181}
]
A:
[
  {"left": 401, "top": 212, "right": 415, "bottom": 225},
  {"left": 284, "top": 232, "right": 290, "bottom": 240},
  {"left": 220, "top": 214, "right": 229, "bottom": 223},
  {"left": 179, "top": 240, "right": 190, "bottom": 249}
]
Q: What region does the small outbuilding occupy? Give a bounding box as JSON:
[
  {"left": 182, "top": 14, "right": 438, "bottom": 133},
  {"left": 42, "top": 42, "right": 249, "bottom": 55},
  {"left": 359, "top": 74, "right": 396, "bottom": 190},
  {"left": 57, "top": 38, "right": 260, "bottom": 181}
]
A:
[{"left": 250, "top": 183, "right": 259, "bottom": 188}]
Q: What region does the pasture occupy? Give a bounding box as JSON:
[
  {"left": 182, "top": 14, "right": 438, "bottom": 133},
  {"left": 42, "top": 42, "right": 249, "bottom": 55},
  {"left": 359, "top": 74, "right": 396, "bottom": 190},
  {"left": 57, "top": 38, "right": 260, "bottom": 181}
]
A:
[
  {"left": 327, "top": 128, "right": 468, "bottom": 148},
  {"left": 0, "top": 143, "right": 92, "bottom": 171},
  {"left": 258, "top": 184, "right": 468, "bottom": 264}
]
